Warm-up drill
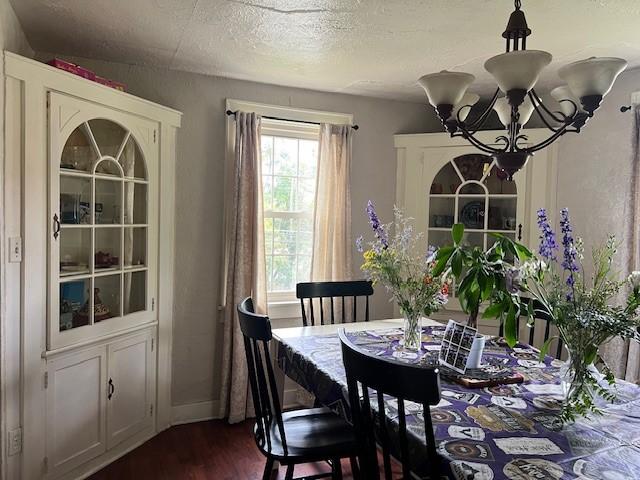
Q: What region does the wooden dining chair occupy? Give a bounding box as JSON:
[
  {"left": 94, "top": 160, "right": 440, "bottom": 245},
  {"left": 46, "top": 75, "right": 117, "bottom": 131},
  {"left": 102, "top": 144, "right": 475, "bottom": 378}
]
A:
[
  {"left": 498, "top": 297, "right": 564, "bottom": 359},
  {"left": 237, "top": 298, "right": 359, "bottom": 480},
  {"left": 296, "top": 280, "right": 374, "bottom": 327},
  {"left": 339, "top": 329, "right": 442, "bottom": 480}
]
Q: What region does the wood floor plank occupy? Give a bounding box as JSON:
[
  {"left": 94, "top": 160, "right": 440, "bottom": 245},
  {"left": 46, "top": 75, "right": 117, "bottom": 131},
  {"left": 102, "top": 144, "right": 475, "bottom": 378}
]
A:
[{"left": 89, "top": 419, "right": 400, "bottom": 479}]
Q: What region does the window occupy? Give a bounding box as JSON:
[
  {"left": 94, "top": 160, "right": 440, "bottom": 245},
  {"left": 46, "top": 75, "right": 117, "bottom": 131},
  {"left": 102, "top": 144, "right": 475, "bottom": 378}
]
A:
[{"left": 261, "top": 120, "right": 319, "bottom": 299}]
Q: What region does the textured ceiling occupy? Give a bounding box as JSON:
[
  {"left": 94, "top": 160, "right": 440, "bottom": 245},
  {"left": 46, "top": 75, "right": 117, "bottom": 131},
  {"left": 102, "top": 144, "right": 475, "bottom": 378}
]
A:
[{"left": 11, "top": 0, "right": 640, "bottom": 101}]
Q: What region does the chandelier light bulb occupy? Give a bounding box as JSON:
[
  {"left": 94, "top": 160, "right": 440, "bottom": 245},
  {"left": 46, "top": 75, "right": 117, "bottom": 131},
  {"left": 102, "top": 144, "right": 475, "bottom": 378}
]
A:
[
  {"left": 493, "top": 96, "right": 535, "bottom": 127},
  {"left": 453, "top": 93, "right": 480, "bottom": 122},
  {"left": 550, "top": 86, "right": 584, "bottom": 118}
]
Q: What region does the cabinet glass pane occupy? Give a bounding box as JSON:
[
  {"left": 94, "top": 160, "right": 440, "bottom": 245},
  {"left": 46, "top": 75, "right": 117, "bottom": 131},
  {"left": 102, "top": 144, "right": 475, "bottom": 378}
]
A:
[
  {"left": 88, "top": 119, "right": 127, "bottom": 158},
  {"left": 462, "top": 232, "right": 485, "bottom": 249},
  {"left": 459, "top": 183, "right": 486, "bottom": 195},
  {"left": 124, "top": 227, "right": 146, "bottom": 268},
  {"left": 60, "top": 125, "right": 97, "bottom": 172},
  {"left": 458, "top": 199, "right": 486, "bottom": 229},
  {"left": 429, "top": 197, "right": 455, "bottom": 228},
  {"left": 95, "top": 228, "right": 121, "bottom": 272},
  {"left": 60, "top": 176, "right": 91, "bottom": 224},
  {"left": 124, "top": 182, "right": 146, "bottom": 224},
  {"left": 431, "top": 163, "right": 461, "bottom": 194},
  {"left": 484, "top": 166, "right": 517, "bottom": 194},
  {"left": 488, "top": 197, "right": 517, "bottom": 231},
  {"left": 427, "top": 230, "right": 451, "bottom": 248},
  {"left": 454, "top": 154, "right": 489, "bottom": 181},
  {"left": 119, "top": 136, "right": 147, "bottom": 179},
  {"left": 94, "top": 275, "right": 121, "bottom": 321},
  {"left": 95, "top": 178, "right": 122, "bottom": 224},
  {"left": 124, "top": 271, "right": 146, "bottom": 315},
  {"left": 60, "top": 279, "right": 91, "bottom": 331},
  {"left": 95, "top": 157, "right": 122, "bottom": 177},
  {"left": 60, "top": 228, "right": 91, "bottom": 276}
]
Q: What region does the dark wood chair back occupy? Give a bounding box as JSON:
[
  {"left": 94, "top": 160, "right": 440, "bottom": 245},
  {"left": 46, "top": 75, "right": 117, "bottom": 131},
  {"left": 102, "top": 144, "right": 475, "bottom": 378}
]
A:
[
  {"left": 339, "top": 329, "right": 441, "bottom": 480},
  {"left": 296, "top": 280, "right": 373, "bottom": 326},
  {"left": 237, "top": 298, "right": 288, "bottom": 455},
  {"left": 499, "top": 297, "right": 563, "bottom": 359}
]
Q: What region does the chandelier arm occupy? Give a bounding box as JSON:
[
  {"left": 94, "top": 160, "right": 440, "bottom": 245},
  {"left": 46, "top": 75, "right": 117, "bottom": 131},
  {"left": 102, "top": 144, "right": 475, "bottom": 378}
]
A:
[
  {"left": 531, "top": 101, "right": 562, "bottom": 133},
  {"left": 454, "top": 124, "right": 504, "bottom": 154},
  {"left": 465, "top": 88, "right": 501, "bottom": 133},
  {"left": 524, "top": 124, "right": 580, "bottom": 154},
  {"left": 529, "top": 90, "right": 569, "bottom": 124}
]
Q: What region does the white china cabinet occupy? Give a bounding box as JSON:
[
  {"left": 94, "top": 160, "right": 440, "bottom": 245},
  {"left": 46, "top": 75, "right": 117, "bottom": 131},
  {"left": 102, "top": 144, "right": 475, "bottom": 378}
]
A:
[
  {"left": 394, "top": 131, "right": 558, "bottom": 324},
  {"left": 4, "top": 53, "right": 180, "bottom": 480}
]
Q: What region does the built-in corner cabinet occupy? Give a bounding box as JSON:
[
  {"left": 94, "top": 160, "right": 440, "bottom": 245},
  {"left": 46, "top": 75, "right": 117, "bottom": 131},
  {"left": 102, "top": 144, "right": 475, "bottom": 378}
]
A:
[
  {"left": 4, "top": 52, "right": 180, "bottom": 480},
  {"left": 394, "top": 131, "right": 558, "bottom": 322}
]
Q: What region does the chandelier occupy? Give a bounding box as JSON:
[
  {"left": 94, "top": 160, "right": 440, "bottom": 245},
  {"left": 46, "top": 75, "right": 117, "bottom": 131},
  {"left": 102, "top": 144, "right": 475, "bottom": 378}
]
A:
[{"left": 418, "top": 0, "right": 627, "bottom": 178}]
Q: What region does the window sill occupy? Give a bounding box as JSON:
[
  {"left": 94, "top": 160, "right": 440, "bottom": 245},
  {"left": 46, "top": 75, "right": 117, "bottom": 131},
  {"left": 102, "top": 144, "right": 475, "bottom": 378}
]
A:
[{"left": 268, "top": 300, "right": 302, "bottom": 322}]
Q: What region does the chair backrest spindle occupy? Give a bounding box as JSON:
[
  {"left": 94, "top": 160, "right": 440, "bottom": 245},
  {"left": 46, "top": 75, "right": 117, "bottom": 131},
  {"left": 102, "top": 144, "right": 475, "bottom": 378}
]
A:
[{"left": 296, "top": 281, "right": 373, "bottom": 326}]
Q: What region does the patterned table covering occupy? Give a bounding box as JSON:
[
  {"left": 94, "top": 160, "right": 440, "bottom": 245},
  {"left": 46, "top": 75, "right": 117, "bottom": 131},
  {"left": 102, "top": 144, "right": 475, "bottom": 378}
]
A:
[{"left": 276, "top": 325, "right": 640, "bottom": 480}]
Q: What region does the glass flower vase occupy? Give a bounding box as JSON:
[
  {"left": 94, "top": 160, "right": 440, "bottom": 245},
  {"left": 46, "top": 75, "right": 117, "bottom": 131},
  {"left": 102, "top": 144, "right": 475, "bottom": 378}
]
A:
[{"left": 402, "top": 311, "right": 422, "bottom": 351}]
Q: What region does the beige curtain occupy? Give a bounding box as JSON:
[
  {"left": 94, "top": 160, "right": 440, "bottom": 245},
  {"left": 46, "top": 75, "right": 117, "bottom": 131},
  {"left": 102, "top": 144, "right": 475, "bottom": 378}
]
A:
[
  {"left": 219, "top": 111, "right": 268, "bottom": 423},
  {"left": 602, "top": 105, "right": 640, "bottom": 382},
  {"left": 623, "top": 105, "right": 640, "bottom": 382},
  {"left": 310, "top": 123, "right": 353, "bottom": 284}
]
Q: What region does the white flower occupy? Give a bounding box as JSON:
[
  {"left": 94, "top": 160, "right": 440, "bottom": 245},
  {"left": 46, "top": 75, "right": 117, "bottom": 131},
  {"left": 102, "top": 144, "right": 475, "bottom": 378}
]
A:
[
  {"left": 628, "top": 271, "right": 640, "bottom": 290},
  {"left": 519, "top": 259, "right": 547, "bottom": 280}
]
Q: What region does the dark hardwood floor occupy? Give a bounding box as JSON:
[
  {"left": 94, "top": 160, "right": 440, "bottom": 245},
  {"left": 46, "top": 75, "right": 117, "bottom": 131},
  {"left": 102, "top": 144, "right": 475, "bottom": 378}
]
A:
[{"left": 89, "top": 420, "right": 400, "bottom": 479}]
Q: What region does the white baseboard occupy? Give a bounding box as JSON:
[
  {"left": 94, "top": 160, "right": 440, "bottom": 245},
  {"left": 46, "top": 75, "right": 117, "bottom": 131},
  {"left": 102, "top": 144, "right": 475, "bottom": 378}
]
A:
[{"left": 171, "top": 400, "right": 222, "bottom": 425}]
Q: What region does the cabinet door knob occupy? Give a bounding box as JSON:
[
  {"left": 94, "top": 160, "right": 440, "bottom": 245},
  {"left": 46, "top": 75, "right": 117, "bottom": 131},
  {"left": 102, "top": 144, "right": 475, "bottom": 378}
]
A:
[
  {"left": 53, "top": 214, "right": 61, "bottom": 240},
  {"left": 108, "top": 378, "right": 115, "bottom": 400},
  {"left": 518, "top": 223, "right": 523, "bottom": 241}
]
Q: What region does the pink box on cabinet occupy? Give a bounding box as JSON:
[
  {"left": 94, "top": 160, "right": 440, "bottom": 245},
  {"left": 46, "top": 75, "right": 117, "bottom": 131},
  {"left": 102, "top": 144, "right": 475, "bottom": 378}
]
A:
[{"left": 47, "top": 58, "right": 95, "bottom": 81}]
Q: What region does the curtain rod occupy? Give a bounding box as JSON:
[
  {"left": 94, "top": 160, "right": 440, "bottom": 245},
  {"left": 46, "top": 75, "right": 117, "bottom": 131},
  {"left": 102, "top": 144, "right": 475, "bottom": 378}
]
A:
[{"left": 225, "top": 110, "right": 359, "bottom": 130}]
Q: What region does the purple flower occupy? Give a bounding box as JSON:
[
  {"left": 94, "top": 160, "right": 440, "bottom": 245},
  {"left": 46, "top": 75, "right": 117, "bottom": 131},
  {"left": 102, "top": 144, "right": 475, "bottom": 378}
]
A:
[
  {"left": 355, "top": 235, "right": 364, "bottom": 253},
  {"left": 560, "top": 208, "right": 579, "bottom": 297},
  {"left": 536, "top": 208, "right": 558, "bottom": 262},
  {"left": 366, "top": 200, "right": 388, "bottom": 249}
]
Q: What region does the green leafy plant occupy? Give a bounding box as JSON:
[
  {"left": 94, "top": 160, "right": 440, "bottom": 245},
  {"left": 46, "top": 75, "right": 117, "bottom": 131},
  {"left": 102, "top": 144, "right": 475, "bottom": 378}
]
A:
[{"left": 433, "top": 223, "right": 533, "bottom": 335}]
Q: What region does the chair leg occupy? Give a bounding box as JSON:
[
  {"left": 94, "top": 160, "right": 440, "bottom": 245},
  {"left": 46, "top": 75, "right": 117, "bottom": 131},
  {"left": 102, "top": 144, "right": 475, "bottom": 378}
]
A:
[
  {"left": 349, "top": 456, "right": 360, "bottom": 480},
  {"left": 284, "top": 464, "right": 294, "bottom": 480},
  {"left": 331, "top": 458, "right": 343, "bottom": 480},
  {"left": 262, "top": 457, "right": 275, "bottom": 480}
]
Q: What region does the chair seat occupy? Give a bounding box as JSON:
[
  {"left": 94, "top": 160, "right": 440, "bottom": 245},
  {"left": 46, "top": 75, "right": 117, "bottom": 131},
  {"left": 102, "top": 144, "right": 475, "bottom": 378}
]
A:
[{"left": 259, "top": 407, "right": 357, "bottom": 461}]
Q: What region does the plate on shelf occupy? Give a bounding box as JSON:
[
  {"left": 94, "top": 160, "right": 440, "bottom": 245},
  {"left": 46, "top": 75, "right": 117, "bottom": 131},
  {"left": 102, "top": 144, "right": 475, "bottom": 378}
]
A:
[{"left": 460, "top": 201, "right": 484, "bottom": 229}]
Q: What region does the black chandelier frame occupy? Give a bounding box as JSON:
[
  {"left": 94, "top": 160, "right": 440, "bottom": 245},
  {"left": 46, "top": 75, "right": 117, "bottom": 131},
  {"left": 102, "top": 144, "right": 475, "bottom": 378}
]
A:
[{"left": 432, "top": 0, "right": 601, "bottom": 179}]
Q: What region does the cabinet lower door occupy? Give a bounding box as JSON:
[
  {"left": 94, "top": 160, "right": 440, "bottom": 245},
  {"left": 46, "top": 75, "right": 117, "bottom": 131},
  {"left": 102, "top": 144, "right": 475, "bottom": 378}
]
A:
[
  {"left": 107, "top": 332, "right": 154, "bottom": 449},
  {"left": 46, "top": 346, "right": 107, "bottom": 477}
]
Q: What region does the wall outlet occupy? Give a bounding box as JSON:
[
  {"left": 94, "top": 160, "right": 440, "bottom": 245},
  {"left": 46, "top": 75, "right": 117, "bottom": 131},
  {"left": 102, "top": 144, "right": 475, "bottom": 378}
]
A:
[{"left": 8, "top": 427, "right": 22, "bottom": 456}]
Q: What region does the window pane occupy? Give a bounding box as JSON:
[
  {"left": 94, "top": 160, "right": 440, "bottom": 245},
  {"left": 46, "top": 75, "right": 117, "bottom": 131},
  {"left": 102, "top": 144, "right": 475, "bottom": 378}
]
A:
[
  {"left": 296, "top": 177, "right": 315, "bottom": 211},
  {"left": 264, "top": 217, "right": 274, "bottom": 253},
  {"left": 274, "top": 137, "right": 297, "bottom": 176},
  {"left": 273, "top": 176, "right": 295, "bottom": 211},
  {"left": 298, "top": 140, "right": 318, "bottom": 177},
  {"left": 272, "top": 255, "right": 295, "bottom": 291},
  {"left": 273, "top": 218, "right": 296, "bottom": 255},
  {"left": 297, "top": 255, "right": 312, "bottom": 282},
  {"left": 262, "top": 175, "right": 273, "bottom": 211},
  {"left": 261, "top": 136, "right": 274, "bottom": 175}
]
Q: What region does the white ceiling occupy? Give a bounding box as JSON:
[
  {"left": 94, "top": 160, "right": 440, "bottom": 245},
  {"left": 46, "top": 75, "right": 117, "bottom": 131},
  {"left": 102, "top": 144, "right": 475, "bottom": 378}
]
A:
[{"left": 11, "top": 0, "right": 640, "bottom": 102}]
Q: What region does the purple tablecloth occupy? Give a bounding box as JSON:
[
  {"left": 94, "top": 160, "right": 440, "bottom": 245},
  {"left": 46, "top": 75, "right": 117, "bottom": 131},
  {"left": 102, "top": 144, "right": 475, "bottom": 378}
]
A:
[{"left": 276, "top": 325, "right": 640, "bottom": 479}]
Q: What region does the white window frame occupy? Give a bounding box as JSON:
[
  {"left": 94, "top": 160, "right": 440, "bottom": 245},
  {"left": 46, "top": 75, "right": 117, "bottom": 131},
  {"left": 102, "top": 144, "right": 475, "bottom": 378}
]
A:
[{"left": 224, "top": 100, "right": 353, "bottom": 319}]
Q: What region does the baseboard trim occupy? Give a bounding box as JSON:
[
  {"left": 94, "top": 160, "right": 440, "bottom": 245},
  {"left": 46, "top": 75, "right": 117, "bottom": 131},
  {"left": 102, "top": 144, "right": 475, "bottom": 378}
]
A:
[{"left": 171, "top": 400, "right": 222, "bottom": 425}]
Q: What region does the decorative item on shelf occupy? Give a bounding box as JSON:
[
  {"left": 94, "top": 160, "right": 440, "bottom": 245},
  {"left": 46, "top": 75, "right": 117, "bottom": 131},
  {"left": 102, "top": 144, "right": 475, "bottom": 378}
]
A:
[
  {"left": 503, "top": 216, "right": 517, "bottom": 231},
  {"left": 95, "top": 75, "right": 127, "bottom": 92},
  {"left": 60, "top": 193, "right": 81, "bottom": 224},
  {"left": 460, "top": 200, "right": 485, "bottom": 229},
  {"left": 79, "top": 202, "right": 91, "bottom": 224},
  {"left": 94, "top": 251, "right": 119, "bottom": 269},
  {"left": 47, "top": 58, "right": 96, "bottom": 81},
  {"left": 60, "top": 128, "right": 92, "bottom": 171},
  {"left": 504, "top": 208, "right": 640, "bottom": 422},
  {"left": 439, "top": 319, "right": 486, "bottom": 373},
  {"left": 417, "top": 0, "right": 627, "bottom": 179},
  {"left": 94, "top": 202, "right": 103, "bottom": 223},
  {"left": 358, "top": 201, "right": 451, "bottom": 351},
  {"left": 433, "top": 223, "right": 534, "bottom": 328},
  {"left": 75, "top": 287, "right": 112, "bottom": 326}
]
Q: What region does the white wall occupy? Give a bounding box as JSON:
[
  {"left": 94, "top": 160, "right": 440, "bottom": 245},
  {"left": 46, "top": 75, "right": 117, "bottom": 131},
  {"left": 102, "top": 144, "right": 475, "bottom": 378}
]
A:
[
  {"left": 0, "top": 0, "right": 33, "bottom": 477},
  {"left": 33, "top": 52, "right": 440, "bottom": 409}
]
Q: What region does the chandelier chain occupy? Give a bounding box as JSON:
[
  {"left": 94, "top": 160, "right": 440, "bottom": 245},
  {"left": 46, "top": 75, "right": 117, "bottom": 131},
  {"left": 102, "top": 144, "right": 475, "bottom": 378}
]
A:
[{"left": 515, "top": 0, "right": 521, "bottom": 10}]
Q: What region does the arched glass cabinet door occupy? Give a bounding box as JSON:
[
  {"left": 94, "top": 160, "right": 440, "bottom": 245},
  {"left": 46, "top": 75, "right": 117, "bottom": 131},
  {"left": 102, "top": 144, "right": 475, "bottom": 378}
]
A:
[
  {"left": 50, "top": 93, "right": 157, "bottom": 349},
  {"left": 427, "top": 154, "right": 522, "bottom": 250}
]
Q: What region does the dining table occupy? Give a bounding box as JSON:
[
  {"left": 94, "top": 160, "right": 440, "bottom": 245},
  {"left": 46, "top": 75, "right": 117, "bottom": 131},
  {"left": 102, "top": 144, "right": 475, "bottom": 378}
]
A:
[{"left": 273, "top": 318, "right": 640, "bottom": 480}]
